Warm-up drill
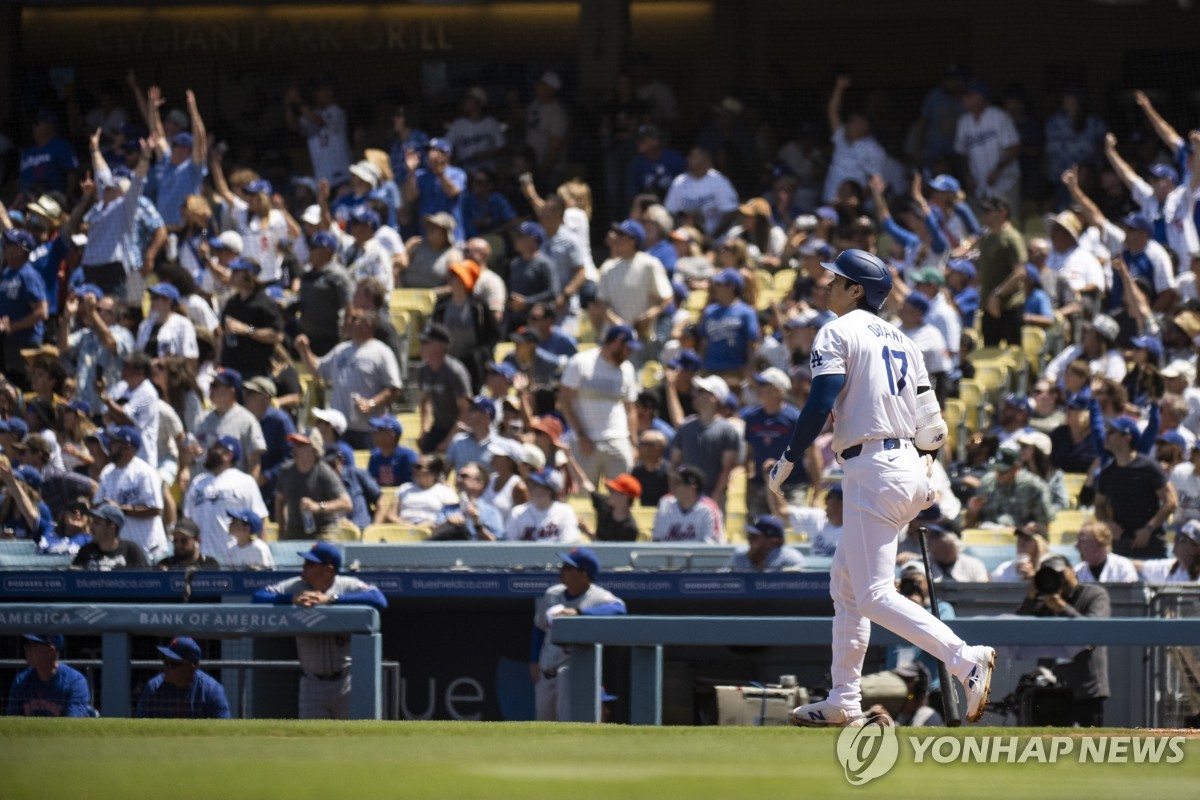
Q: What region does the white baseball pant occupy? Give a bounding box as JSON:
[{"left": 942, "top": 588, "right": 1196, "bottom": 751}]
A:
[
  {"left": 534, "top": 666, "right": 571, "bottom": 721},
  {"left": 298, "top": 674, "right": 351, "bottom": 720}
]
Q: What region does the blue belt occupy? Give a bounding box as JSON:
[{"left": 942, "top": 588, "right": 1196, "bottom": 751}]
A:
[{"left": 840, "top": 438, "right": 901, "bottom": 461}]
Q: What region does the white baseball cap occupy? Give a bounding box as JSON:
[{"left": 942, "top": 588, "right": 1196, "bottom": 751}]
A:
[
  {"left": 311, "top": 407, "right": 348, "bottom": 435},
  {"left": 692, "top": 374, "right": 731, "bottom": 405},
  {"left": 300, "top": 205, "right": 323, "bottom": 226},
  {"left": 753, "top": 367, "right": 792, "bottom": 394},
  {"left": 349, "top": 160, "right": 381, "bottom": 188},
  {"left": 1162, "top": 358, "right": 1197, "bottom": 383},
  {"left": 520, "top": 442, "right": 546, "bottom": 470},
  {"left": 1015, "top": 430, "right": 1052, "bottom": 457},
  {"left": 212, "top": 231, "right": 244, "bottom": 254},
  {"left": 539, "top": 71, "right": 562, "bottom": 91}
]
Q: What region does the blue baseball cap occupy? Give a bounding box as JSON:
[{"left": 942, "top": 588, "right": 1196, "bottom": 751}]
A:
[
  {"left": 24, "top": 633, "right": 65, "bottom": 651},
  {"left": 350, "top": 207, "right": 381, "bottom": 231},
  {"left": 14, "top": 465, "right": 43, "bottom": 491},
  {"left": 815, "top": 206, "right": 839, "bottom": 223},
  {"left": 227, "top": 257, "right": 261, "bottom": 274},
  {"left": 1149, "top": 163, "right": 1180, "bottom": 184},
  {"left": 301, "top": 541, "right": 343, "bottom": 571},
  {"left": 76, "top": 283, "right": 105, "bottom": 299},
  {"left": 526, "top": 468, "right": 564, "bottom": 493},
  {"left": 928, "top": 174, "right": 962, "bottom": 194},
  {"left": 227, "top": 509, "right": 264, "bottom": 534},
  {"left": 427, "top": 137, "right": 452, "bottom": 154},
  {"left": 470, "top": 396, "right": 497, "bottom": 419},
  {"left": 904, "top": 293, "right": 930, "bottom": 316},
  {"left": 212, "top": 368, "right": 244, "bottom": 392},
  {"left": 170, "top": 132, "right": 194, "bottom": 149},
  {"left": 148, "top": 283, "right": 181, "bottom": 304},
  {"left": 603, "top": 324, "right": 643, "bottom": 351},
  {"left": 0, "top": 417, "right": 29, "bottom": 439},
  {"left": 611, "top": 219, "right": 646, "bottom": 248},
  {"left": 157, "top": 636, "right": 201, "bottom": 665},
  {"left": 965, "top": 79, "right": 990, "bottom": 99},
  {"left": 65, "top": 399, "right": 92, "bottom": 417},
  {"left": 323, "top": 441, "right": 356, "bottom": 466},
  {"left": 309, "top": 231, "right": 339, "bottom": 251},
  {"left": 947, "top": 259, "right": 976, "bottom": 280},
  {"left": 667, "top": 349, "right": 702, "bottom": 372},
  {"left": 2, "top": 228, "right": 36, "bottom": 251},
  {"left": 214, "top": 435, "right": 243, "bottom": 464},
  {"left": 245, "top": 179, "right": 273, "bottom": 195},
  {"left": 486, "top": 360, "right": 518, "bottom": 381},
  {"left": 1120, "top": 212, "right": 1155, "bottom": 234},
  {"left": 1002, "top": 393, "right": 1033, "bottom": 413},
  {"left": 558, "top": 546, "right": 599, "bottom": 580},
  {"left": 87, "top": 502, "right": 126, "bottom": 531},
  {"left": 517, "top": 221, "right": 546, "bottom": 245},
  {"left": 1106, "top": 417, "right": 1140, "bottom": 438},
  {"left": 106, "top": 425, "right": 143, "bottom": 452},
  {"left": 368, "top": 416, "right": 403, "bottom": 436},
  {"left": 746, "top": 514, "right": 785, "bottom": 538},
  {"left": 1131, "top": 334, "right": 1164, "bottom": 364},
  {"left": 1065, "top": 392, "right": 1091, "bottom": 410},
  {"left": 711, "top": 268, "right": 745, "bottom": 290}
]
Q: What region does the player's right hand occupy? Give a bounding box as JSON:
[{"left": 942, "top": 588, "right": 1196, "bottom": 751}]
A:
[{"left": 767, "top": 457, "right": 792, "bottom": 497}]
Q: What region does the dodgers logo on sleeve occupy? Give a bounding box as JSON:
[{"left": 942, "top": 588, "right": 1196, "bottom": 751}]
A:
[{"left": 810, "top": 349, "right": 823, "bottom": 369}]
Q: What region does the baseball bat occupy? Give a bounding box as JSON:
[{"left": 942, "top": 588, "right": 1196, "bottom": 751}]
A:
[{"left": 918, "top": 526, "right": 961, "bottom": 727}]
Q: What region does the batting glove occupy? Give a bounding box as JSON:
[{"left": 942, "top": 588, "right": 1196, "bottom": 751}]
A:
[{"left": 767, "top": 457, "right": 793, "bottom": 497}]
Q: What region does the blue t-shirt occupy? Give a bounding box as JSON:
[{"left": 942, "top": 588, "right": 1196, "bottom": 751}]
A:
[
  {"left": 1025, "top": 287, "right": 1053, "bottom": 319},
  {"left": 19, "top": 137, "right": 79, "bottom": 191},
  {"left": 649, "top": 416, "right": 676, "bottom": 445},
  {"left": 1110, "top": 248, "right": 1159, "bottom": 311},
  {"left": 415, "top": 166, "right": 468, "bottom": 234},
  {"left": 954, "top": 287, "right": 980, "bottom": 329},
  {"left": 461, "top": 191, "right": 516, "bottom": 239},
  {"left": 342, "top": 465, "right": 381, "bottom": 531},
  {"left": 6, "top": 500, "right": 55, "bottom": 542},
  {"left": 27, "top": 235, "right": 69, "bottom": 314},
  {"left": 368, "top": 446, "right": 418, "bottom": 488},
  {"left": 627, "top": 148, "right": 686, "bottom": 201},
  {"left": 136, "top": 669, "right": 231, "bottom": 719},
  {"left": 7, "top": 663, "right": 91, "bottom": 717},
  {"left": 741, "top": 403, "right": 803, "bottom": 486},
  {"left": 0, "top": 262, "right": 49, "bottom": 344},
  {"left": 700, "top": 300, "right": 759, "bottom": 372},
  {"left": 647, "top": 240, "right": 677, "bottom": 276},
  {"left": 389, "top": 129, "right": 431, "bottom": 185},
  {"left": 154, "top": 158, "right": 207, "bottom": 227}
]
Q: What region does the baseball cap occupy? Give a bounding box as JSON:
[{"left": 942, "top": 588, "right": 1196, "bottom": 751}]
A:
[
  {"left": 227, "top": 509, "right": 264, "bottom": 534},
  {"left": 485, "top": 361, "right": 518, "bottom": 381},
  {"left": 610, "top": 219, "right": 646, "bottom": 248},
  {"left": 349, "top": 207, "right": 382, "bottom": 231},
  {"left": 2, "top": 228, "right": 36, "bottom": 251},
  {"left": 14, "top": 465, "right": 43, "bottom": 491},
  {"left": 300, "top": 541, "right": 343, "bottom": 571},
  {"left": 227, "top": 257, "right": 261, "bottom": 275},
  {"left": 509, "top": 327, "right": 538, "bottom": 344},
  {"left": 87, "top": 503, "right": 126, "bottom": 531},
  {"left": 517, "top": 221, "right": 546, "bottom": 245},
  {"left": 520, "top": 442, "right": 547, "bottom": 471},
  {"left": 558, "top": 546, "right": 599, "bottom": 580},
  {"left": 211, "top": 231, "right": 244, "bottom": 254},
  {"left": 529, "top": 415, "right": 565, "bottom": 445},
  {"left": 287, "top": 428, "right": 325, "bottom": 451},
  {"left": 311, "top": 408, "right": 348, "bottom": 435},
  {"left": 603, "top": 324, "right": 642, "bottom": 351},
  {"left": 157, "top": 637, "right": 201, "bottom": 665},
  {"left": 1039, "top": 554, "right": 1073, "bottom": 574},
  {"left": 711, "top": 268, "right": 745, "bottom": 290},
  {"left": 989, "top": 445, "right": 1021, "bottom": 472},
  {"left": 486, "top": 438, "right": 525, "bottom": 463},
  {"left": 667, "top": 349, "right": 702, "bottom": 372},
  {"left": 1121, "top": 212, "right": 1155, "bottom": 233},
  {"left": 23, "top": 634, "right": 65, "bottom": 651},
  {"left": 927, "top": 174, "right": 961, "bottom": 194},
  {"left": 420, "top": 323, "right": 452, "bottom": 344},
  {"left": 466, "top": 86, "right": 488, "bottom": 104},
  {"left": 1177, "top": 520, "right": 1200, "bottom": 544},
  {"left": 526, "top": 468, "right": 563, "bottom": 493},
  {"left": 106, "top": 425, "right": 143, "bottom": 452},
  {"left": 947, "top": 259, "right": 976, "bottom": 280},
  {"left": 170, "top": 132, "right": 194, "bottom": 148},
  {"left": 308, "top": 231, "right": 339, "bottom": 251},
  {"left": 423, "top": 212, "right": 457, "bottom": 233},
  {"left": 1002, "top": 393, "right": 1033, "bottom": 413},
  {"left": 0, "top": 417, "right": 29, "bottom": 440},
  {"left": 1106, "top": 417, "right": 1140, "bottom": 438},
  {"left": 1149, "top": 163, "right": 1180, "bottom": 184},
  {"left": 171, "top": 518, "right": 200, "bottom": 539},
  {"left": 912, "top": 267, "right": 945, "bottom": 287},
  {"left": 349, "top": 160, "right": 381, "bottom": 188},
  {"left": 75, "top": 283, "right": 104, "bottom": 300},
  {"left": 448, "top": 260, "right": 481, "bottom": 292},
  {"left": 243, "top": 376, "right": 277, "bottom": 397},
  {"left": 65, "top": 399, "right": 92, "bottom": 417},
  {"left": 1131, "top": 335, "right": 1164, "bottom": 364},
  {"left": 753, "top": 368, "right": 792, "bottom": 393},
  {"left": 692, "top": 374, "right": 731, "bottom": 405},
  {"left": 1161, "top": 358, "right": 1197, "bottom": 382},
  {"left": 427, "top": 137, "right": 453, "bottom": 155},
  {"left": 815, "top": 206, "right": 840, "bottom": 223},
  {"left": 799, "top": 239, "right": 835, "bottom": 259},
  {"left": 904, "top": 293, "right": 930, "bottom": 316},
  {"left": 148, "top": 283, "right": 181, "bottom": 304},
  {"left": 673, "top": 464, "right": 707, "bottom": 490},
  {"left": 1086, "top": 314, "right": 1120, "bottom": 344},
  {"left": 245, "top": 179, "right": 273, "bottom": 195},
  {"left": 214, "top": 435, "right": 243, "bottom": 464},
  {"left": 470, "top": 396, "right": 498, "bottom": 420},
  {"left": 300, "top": 204, "right": 324, "bottom": 226},
  {"left": 368, "top": 416, "right": 404, "bottom": 436},
  {"left": 1157, "top": 430, "right": 1192, "bottom": 459},
  {"left": 1015, "top": 430, "right": 1052, "bottom": 457},
  {"left": 604, "top": 473, "right": 643, "bottom": 499},
  {"left": 212, "top": 368, "right": 244, "bottom": 393},
  {"left": 636, "top": 123, "right": 663, "bottom": 141},
  {"left": 746, "top": 514, "right": 785, "bottom": 538}
]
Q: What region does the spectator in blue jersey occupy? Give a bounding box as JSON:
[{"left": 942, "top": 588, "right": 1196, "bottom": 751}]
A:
[
  {"left": 868, "top": 174, "right": 948, "bottom": 273},
  {"left": 136, "top": 637, "right": 230, "bottom": 719},
  {"left": 367, "top": 415, "right": 418, "bottom": 488},
  {"left": 330, "top": 160, "right": 383, "bottom": 225},
  {"left": 627, "top": 124, "right": 685, "bottom": 203},
  {"left": 388, "top": 105, "right": 430, "bottom": 194},
  {"left": 7, "top": 634, "right": 91, "bottom": 717},
  {"left": 431, "top": 460, "right": 504, "bottom": 541},
  {"left": 504, "top": 223, "right": 560, "bottom": 334},
  {"left": 741, "top": 367, "right": 806, "bottom": 518},
  {"left": 19, "top": 111, "right": 79, "bottom": 194},
  {"left": 149, "top": 90, "right": 208, "bottom": 230},
  {"left": 641, "top": 204, "right": 677, "bottom": 276},
  {"left": 324, "top": 442, "right": 380, "bottom": 532},
  {"left": 404, "top": 138, "right": 467, "bottom": 240},
  {"left": 526, "top": 301, "right": 578, "bottom": 378},
  {"left": 0, "top": 463, "right": 54, "bottom": 543},
  {"left": 460, "top": 169, "right": 517, "bottom": 241},
  {"left": 946, "top": 259, "right": 980, "bottom": 330},
  {"left": 445, "top": 396, "right": 496, "bottom": 474},
  {"left": 5, "top": 195, "right": 69, "bottom": 330},
  {"left": 1023, "top": 263, "right": 1055, "bottom": 329},
  {"left": 242, "top": 376, "right": 294, "bottom": 514},
  {"left": 698, "top": 268, "right": 759, "bottom": 377},
  {"left": 0, "top": 228, "right": 50, "bottom": 390}
]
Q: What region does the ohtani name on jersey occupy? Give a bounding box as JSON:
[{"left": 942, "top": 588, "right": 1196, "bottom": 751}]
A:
[{"left": 867, "top": 323, "right": 903, "bottom": 342}]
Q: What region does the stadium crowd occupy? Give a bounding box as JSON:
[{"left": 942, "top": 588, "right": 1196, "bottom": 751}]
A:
[{"left": 0, "top": 64, "right": 1199, "bottom": 591}]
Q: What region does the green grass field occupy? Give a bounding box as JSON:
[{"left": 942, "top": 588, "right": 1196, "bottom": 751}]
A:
[{"left": 2, "top": 720, "right": 1198, "bottom": 799}]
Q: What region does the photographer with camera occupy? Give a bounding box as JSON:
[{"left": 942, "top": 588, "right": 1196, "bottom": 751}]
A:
[{"left": 1015, "top": 554, "right": 1110, "bottom": 726}]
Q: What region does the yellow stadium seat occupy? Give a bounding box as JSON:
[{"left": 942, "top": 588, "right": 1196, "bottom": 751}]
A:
[
  {"left": 493, "top": 342, "right": 515, "bottom": 363},
  {"left": 390, "top": 288, "right": 438, "bottom": 315},
  {"left": 332, "top": 520, "right": 363, "bottom": 542},
  {"left": 971, "top": 363, "right": 1010, "bottom": 400},
  {"left": 958, "top": 380, "right": 984, "bottom": 428},
  {"left": 754, "top": 269, "right": 773, "bottom": 298},
  {"left": 942, "top": 398, "right": 966, "bottom": 449},
  {"left": 772, "top": 268, "right": 798, "bottom": 295},
  {"left": 632, "top": 506, "right": 657, "bottom": 535},
  {"left": 640, "top": 361, "right": 664, "bottom": 388},
  {"left": 961, "top": 528, "right": 1015, "bottom": 547},
  {"left": 1061, "top": 473, "right": 1088, "bottom": 509},
  {"left": 363, "top": 524, "right": 430, "bottom": 543},
  {"left": 1021, "top": 326, "right": 1047, "bottom": 370},
  {"left": 261, "top": 522, "right": 278, "bottom": 543},
  {"left": 1049, "top": 509, "right": 1091, "bottom": 543},
  {"left": 354, "top": 450, "right": 370, "bottom": 469},
  {"left": 685, "top": 289, "right": 709, "bottom": 312}
]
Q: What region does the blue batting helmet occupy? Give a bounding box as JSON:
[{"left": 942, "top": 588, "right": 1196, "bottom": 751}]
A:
[{"left": 821, "top": 249, "right": 893, "bottom": 311}]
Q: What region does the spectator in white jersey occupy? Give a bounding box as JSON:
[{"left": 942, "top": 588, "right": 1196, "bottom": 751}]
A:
[
  {"left": 663, "top": 146, "right": 739, "bottom": 238},
  {"left": 254, "top": 542, "right": 387, "bottom": 719},
  {"left": 284, "top": 78, "right": 353, "bottom": 187},
  {"left": 651, "top": 465, "right": 724, "bottom": 543}
]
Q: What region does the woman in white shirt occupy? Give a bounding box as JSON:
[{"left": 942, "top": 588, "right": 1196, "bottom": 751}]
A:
[
  {"left": 1135, "top": 521, "right": 1200, "bottom": 584},
  {"left": 136, "top": 284, "right": 198, "bottom": 361},
  {"left": 377, "top": 454, "right": 459, "bottom": 526},
  {"left": 211, "top": 155, "right": 299, "bottom": 285}
]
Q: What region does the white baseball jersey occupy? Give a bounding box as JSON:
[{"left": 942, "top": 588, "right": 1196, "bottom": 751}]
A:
[
  {"left": 1098, "top": 220, "right": 1177, "bottom": 294},
  {"left": 900, "top": 321, "right": 952, "bottom": 375},
  {"left": 954, "top": 106, "right": 1020, "bottom": 197},
  {"left": 258, "top": 574, "right": 379, "bottom": 675},
  {"left": 108, "top": 379, "right": 160, "bottom": 468},
  {"left": 299, "top": 104, "right": 353, "bottom": 186},
  {"left": 809, "top": 309, "right": 929, "bottom": 454},
  {"left": 651, "top": 495, "right": 724, "bottom": 543},
  {"left": 1048, "top": 245, "right": 1105, "bottom": 293},
  {"left": 94, "top": 458, "right": 167, "bottom": 558},
  {"left": 663, "top": 169, "right": 739, "bottom": 237},
  {"left": 1131, "top": 179, "right": 1199, "bottom": 269},
  {"left": 445, "top": 116, "right": 506, "bottom": 167},
  {"left": 135, "top": 312, "right": 199, "bottom": 359},
  {"left": 503, "top": 501, "right": 581, "bottom": 542},
  {"left": 533, "top": 582, "right": 624, "bottom": 673},
  {"left": 1074, "top": 553, "right": 1139, "bottom": 583},
  {"left": 1043, "top": 343, "right": 1126, "bottom": 386},
  {"left": 231, "top": 198, "right": 290, "bottom": 284},
  {"left": 345, "top": 237, "right": 394, "bottom": 299},
  {"left": 183, "top": 467, "right": 270, "bottom": 562},
  {"left": 224, "top": 538, "right": 275, "bottom": 570},
  {"left": 1170, "top": 461, "right": 1200, "bottom": 525}
]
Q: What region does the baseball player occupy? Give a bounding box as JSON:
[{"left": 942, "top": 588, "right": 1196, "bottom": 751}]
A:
[
  {"left": 253, "top": 542, "right": 387, "bottom": 720},
  {"left": 767, "top": 249, "right": 995, "bottom": 727},
  {"left": 136, "top": 637, "right": 231, "bottom": 719},
  {"left": 531, "top": 547, "right": 626, "bottom": 720}
]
